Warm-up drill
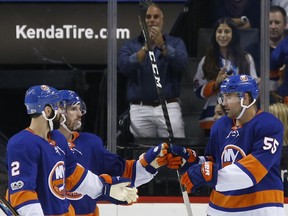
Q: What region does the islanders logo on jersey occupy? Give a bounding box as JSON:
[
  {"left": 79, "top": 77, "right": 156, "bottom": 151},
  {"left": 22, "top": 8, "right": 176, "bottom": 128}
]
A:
[
  {"left": 221, "top": 144, "right": 246, "bottom": 167},
  {"left": 48, "top": 161, "right": 66, "bottom": 200}
]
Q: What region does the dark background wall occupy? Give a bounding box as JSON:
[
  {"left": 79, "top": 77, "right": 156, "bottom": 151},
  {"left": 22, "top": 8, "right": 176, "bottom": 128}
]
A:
[{"left": 0, "top": 1, "right": 184, "bottom": 138}]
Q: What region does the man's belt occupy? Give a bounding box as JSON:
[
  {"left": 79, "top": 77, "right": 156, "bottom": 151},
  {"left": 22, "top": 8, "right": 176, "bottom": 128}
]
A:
[{"left": 131, "top": 98, "right": 178, "bottom": 107}]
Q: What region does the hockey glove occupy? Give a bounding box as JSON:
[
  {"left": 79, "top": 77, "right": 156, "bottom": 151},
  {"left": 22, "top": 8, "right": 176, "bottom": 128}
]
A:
[
  {"left": 167, "top": 145, "right": 199, "bottom": 173},
  {"left": 181, "top": 161, "right": 217, "bottom": 193},
  {"left": 139, "top": 142, "right": 169, "bottom": 174},
  {"left": 99, "top": 174, "right": 138, "bottom": 204}
]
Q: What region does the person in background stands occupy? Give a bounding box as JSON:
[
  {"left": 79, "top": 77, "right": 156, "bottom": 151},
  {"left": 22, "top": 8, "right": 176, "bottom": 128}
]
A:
[
  {"left": 210, "top": 0, "right": 260, "bottom": 30},
  {"left": 193, "top": 17, "right": 258, "bottom": 137},
  {"left": 269, "top": 103, "right": 288, "bottom": 146},
  {"left": 167, "top": 75, "right": 285, "bottom": 215},
  {"left": 272, "top": 0, "right": 288, "bottom": 28},
  {"left": 118, "top": 3, "right": 188, "bottom": 138},
  {"left": 248, "top": 6, "right": 287, "bottom": 103},
  {"left": 58, "top": 90, "right": 169, "bottom": 216},
  {"left": 269, "top": 102, "right": 288, "bottom": 196},
  {"left": 270, "top": 6, "right": 288, "bottom": 104},
  {"left": 213, "top": 103, "right": 225, "bottom": 121}
]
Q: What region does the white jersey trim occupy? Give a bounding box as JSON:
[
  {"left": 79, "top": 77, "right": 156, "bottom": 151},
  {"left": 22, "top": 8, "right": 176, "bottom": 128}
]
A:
[
  {"left": 216, "top": 163, "right": 253, "bottom": 191},
  {"left": 206, "top": 205, "right": 285, "bottom": 216},
  {"left": 17, "top": 203, "right": 44, "bottom": 216},
  {"left": 74, "top": 170, "right": 103, "bottom": 199},
  {"left": 134, "top": 160, "right": 154, "bottom": 187}
]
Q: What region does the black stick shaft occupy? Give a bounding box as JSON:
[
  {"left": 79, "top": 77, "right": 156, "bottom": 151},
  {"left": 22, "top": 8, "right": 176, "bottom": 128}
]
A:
[
  {"left": 0, "top": 193, "right": 19, "bottom": 215},
  {"left": 138, "top": 2, "right": 193, "bottom": 215}
]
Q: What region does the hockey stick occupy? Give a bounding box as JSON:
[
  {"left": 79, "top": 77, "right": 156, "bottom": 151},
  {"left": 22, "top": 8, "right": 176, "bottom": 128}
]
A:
[
  {"left": 0, "top": 193, "right": 19, "bottom": 215},
  {"left": 138, "top": 1, "right": 193, "bottom": 216}
]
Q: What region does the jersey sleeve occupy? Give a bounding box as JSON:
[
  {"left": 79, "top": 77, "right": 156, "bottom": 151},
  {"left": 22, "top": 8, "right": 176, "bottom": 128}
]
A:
[
  {"left": 193, "top": 57, "right": 217, "bottom": 99},
  {"left": 6, "top": 134, "right": 42, "bottom": 212},
  {"left": 270, "top": 36, "right": 288, "bottom": 70},
  {"left": 85, "top": 133, "right": 153, "bottom": 187},
  {"left": 238, "top": 116, "right": 283, "bottom": 182}
]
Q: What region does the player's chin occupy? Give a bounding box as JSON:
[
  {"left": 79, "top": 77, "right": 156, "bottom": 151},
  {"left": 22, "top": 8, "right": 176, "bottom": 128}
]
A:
[{"left": 226, "top": 111, "right": 234, "bottom": 118}]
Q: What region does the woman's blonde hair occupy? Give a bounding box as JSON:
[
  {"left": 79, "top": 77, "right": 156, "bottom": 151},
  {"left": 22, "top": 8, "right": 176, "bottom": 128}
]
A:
[{"left": 269, "top": 103, "right": 288, "bottom": 146}]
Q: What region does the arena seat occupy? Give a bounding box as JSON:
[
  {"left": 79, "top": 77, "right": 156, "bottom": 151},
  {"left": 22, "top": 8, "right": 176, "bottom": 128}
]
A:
[{"left": 180, "top": 57, "right": 206, "bottom": 141}]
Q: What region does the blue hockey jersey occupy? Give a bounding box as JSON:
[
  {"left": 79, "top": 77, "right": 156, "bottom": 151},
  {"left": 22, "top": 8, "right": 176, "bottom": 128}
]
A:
[
  {"left": 66, "top": 132, "right": 140, "bottom": 215},
  {"left": 6, "top": 129, "right": 88, "bottom": 215},
  {"left": 205, "top": 111, "right": 285, "bottom": 215}
]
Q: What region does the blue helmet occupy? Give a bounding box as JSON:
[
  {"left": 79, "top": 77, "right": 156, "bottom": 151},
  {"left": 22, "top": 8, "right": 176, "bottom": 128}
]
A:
[
  {"left": 59, "top": 90, "right": 87, "bottom": 115},
  {"left": 24, "top": 85, "right": 62, "bottom": 114},
  {"left": 220, "top": 75, "right": 259, "bottom": 100}
]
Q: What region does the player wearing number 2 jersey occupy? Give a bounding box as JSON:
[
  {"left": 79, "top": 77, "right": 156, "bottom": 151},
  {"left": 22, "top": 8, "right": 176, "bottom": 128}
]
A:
[
  {"left": 6, "top": 85, "right": 148, "bottom": 215},
  {"left": 167, "top": 75, "right": 285, "bottom": 215}
]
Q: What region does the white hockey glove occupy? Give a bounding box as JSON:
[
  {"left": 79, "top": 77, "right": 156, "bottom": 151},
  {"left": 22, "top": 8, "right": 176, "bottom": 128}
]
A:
[{"left": 99, "top": 174, "right": 138, "bottom": 204}]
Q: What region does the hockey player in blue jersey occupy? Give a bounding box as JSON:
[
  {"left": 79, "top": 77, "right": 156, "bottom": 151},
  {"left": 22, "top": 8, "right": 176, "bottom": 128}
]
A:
[
  {"left": 58, "top": 89, "right": 169, "bottom": 215},
  {"left": 167, "top": 75, "right": 285, "bottom": 215},
  {"left": 6, "top": 85, "right": 167, "bottom": 215}
]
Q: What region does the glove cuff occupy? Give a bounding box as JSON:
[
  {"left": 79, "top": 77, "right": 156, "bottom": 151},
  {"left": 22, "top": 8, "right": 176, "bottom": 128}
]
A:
[
  {"left": 186, "top": 149, "right": 198, "bottom": 163},
  {"left": 99, "top": 174, "right": 111, "bottom": 196},
  {"left": 140, "top": 156, "right": 157, "bottom": 174}
]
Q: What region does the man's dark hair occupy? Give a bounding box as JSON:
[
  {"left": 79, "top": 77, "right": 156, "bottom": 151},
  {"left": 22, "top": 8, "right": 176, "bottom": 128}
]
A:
[{"left": 270, "top": 5, "right": 287, "bottom": 22}]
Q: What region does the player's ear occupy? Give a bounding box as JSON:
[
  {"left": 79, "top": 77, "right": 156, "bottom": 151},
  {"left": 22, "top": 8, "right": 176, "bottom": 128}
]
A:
[
  {"left": 243, "top": 92, "right": 251, "bottom": 105},
  {"left": 44, "top": 105, "right": 52, "bottom": 116}
]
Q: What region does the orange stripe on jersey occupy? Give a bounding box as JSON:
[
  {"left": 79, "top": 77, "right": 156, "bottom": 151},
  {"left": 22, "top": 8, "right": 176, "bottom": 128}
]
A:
[
  {"left": 122, "top": 160, "right": 136, "bottom": 179},
  {"left": 71, "top": 131, "right": 80, "bottom": 142},
  {"left": 203, "top": 81, "right": 217, "bottom": 98},
  {"left": 10, "top": 190, "right": 38, "bottom": 208},
  {"left": 210, "top": 189, "right": 284, "bottom": 208},
  {"left": 238, "top": 154, "right": 268, "bottom": 183},
  {"left": 67, "top": 132, "right": 80, "bottom": 149},
  {"left": 206, "top": 156, "right": 215, "bottom": 163},
  {"left": 65, "top": 164, "right": 85, "bottom": 191}
]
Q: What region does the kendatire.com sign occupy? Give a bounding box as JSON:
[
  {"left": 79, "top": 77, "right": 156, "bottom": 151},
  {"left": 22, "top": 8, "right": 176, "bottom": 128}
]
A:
[{"left": 0, "top": 2, "right": 183, "bottom": 65}]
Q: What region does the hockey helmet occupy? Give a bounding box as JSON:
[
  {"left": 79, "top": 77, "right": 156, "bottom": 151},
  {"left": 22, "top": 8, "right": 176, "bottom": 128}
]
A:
[
  {"left": 24, "top": 85, "right": 62, "bottom": 114},
  {"left": 59, "top": 90, "right": 87, "bottom": 115},
  {"left": 220, "top": 75, "right": 259, "bottom": 100}
]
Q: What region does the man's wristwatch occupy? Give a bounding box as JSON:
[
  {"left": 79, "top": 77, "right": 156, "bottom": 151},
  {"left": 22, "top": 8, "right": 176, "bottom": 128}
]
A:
[
  {"left": 241, "top": 16, "right": 249, "bottom": 24},
  {"left": 159, "top": 44, "right": 166, "bottom": 51},
  {"left": 142, "top": 46, "right": 148, "bottom": 52}
]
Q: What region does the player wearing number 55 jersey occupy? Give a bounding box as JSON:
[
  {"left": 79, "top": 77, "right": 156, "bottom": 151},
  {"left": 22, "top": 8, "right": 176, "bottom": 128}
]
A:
[{"left": 167, "top": 75, "right": 285, "bottom": 215}]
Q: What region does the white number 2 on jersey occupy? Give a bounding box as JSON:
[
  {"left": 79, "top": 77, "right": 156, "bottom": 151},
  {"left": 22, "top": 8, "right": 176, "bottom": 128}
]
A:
[
  {"left": 263, "top": 137, "right": 279, "bottom": 154},
  {"left": 11, "top": 161, "right": 20, "bottom": 176}
]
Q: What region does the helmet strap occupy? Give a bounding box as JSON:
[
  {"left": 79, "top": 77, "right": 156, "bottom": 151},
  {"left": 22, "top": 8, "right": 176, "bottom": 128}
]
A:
[
  {"left": 60, "top": 114, "right": 73, "bottom": 134},
  {"left": 42, "top": 110, "right": 58, "bottom": 131},
  {"left": 236, "top": 98, "right": 256, "bottom": 119}
]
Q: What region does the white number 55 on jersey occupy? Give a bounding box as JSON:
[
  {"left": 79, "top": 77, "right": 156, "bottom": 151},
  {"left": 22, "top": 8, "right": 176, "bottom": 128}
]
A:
[{"left": 263, "top": 137, "right": 279, "bottom": 154}]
